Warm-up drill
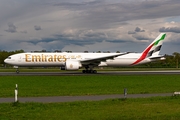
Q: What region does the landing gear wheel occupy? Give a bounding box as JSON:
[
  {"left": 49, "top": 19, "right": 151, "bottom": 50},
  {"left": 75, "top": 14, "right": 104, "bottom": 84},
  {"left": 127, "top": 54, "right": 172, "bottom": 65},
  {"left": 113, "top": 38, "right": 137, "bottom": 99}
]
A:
[
  {"left": 82, "top": 70, "right": 97, "bottom": 74},
  {"left": 16, "top": 70, "right": 19, "bottom": 74},
  {"left": 93, "top": 70, "right": 97, "bottom": 73},
  {"left": 82, "top": 70, "right": 86, "bottom": 73},
  {"left": 16, "top": 68, "right": 19, "bottom": 74}
]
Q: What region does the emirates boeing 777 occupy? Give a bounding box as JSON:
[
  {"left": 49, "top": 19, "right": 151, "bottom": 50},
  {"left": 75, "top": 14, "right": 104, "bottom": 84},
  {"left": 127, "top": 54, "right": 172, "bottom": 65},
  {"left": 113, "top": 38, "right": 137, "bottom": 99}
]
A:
[{"left": 4, "top": 33, "right": 166, "bottom": 73}]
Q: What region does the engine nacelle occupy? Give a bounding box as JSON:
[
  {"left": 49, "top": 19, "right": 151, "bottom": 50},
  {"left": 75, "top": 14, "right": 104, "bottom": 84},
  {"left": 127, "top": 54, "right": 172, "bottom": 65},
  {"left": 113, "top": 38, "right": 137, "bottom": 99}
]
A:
[{"left": 61, "top": 60, "right": 82, "bottom": 70}]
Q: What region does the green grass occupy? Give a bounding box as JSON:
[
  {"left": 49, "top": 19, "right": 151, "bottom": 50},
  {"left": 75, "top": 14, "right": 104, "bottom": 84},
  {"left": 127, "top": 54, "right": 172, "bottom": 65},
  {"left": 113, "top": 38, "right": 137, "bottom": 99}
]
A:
[
  {"left": 1, "top": 96, "right": 180, "bottom": 120},
  {"left": 0, "top": 74, "right": 180, "bottom": 119},
  {"left": 0, "top": 75, "right": 180, "bottom": 97}
]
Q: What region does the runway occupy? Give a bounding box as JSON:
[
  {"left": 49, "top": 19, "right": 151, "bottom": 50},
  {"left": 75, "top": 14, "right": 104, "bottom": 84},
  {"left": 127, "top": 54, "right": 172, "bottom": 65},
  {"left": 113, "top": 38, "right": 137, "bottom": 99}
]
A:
[
  {"left": 0, "top": 70, "right": 180, "bottom": 76},
  {"left": 0, "top": 93, "right": 173, "bottom": 103}
]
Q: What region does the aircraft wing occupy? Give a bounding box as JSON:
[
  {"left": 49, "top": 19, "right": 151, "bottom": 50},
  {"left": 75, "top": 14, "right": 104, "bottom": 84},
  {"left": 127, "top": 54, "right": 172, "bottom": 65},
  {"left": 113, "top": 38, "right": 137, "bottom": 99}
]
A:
[{"left": 80, "top": 52, "right": 129, "bottom": 65}]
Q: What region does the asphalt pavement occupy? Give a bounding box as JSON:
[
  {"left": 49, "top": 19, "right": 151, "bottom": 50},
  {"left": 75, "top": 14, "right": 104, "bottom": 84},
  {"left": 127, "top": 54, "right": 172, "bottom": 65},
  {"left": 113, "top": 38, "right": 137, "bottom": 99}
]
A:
[
  {"left": 0, "top": 93, "right": 173, "bottom": 103},
  {"left": 0, "top": 70, "right": 180, "bottom": 76}
]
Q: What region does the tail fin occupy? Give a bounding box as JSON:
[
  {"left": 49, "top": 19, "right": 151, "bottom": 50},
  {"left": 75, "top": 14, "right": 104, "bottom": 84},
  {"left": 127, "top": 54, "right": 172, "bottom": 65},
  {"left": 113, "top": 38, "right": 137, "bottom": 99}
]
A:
[
  {"left": 146, "top": 33, "right": 166, "bottom": 58},
  {"left": 131, "top": 33, "right": 166, "bottom": 65}
]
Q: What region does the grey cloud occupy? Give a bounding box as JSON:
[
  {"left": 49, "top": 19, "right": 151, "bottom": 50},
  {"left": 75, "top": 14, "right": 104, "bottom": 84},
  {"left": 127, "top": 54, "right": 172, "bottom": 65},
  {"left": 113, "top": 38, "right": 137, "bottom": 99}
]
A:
[
  {"left": 20, "top": 1, "right": 176, "bottom": 31},
  {"left": 128, "top": 31, "right": 136, "bottom": 34},
  {"left": 135, "top": 27, "right": 145, "bottom": 32},
  {"left": 53, "top": 31, "right": 105, "bottom": 45},
  {"left": 132, "top": 34, "right": 151, "bottom": 41},
  {"left": 106, "top": 39, "right": 129, "bottom": 43},
  {"left": 128, "top": 27, "right": 145, "bottom": 34},
  {"left": 5, "top": 23, "right": 17, "bottom": 33},
  {"left": 20, "top": 30, "right": 27, "bottom": 34},
  {"left": 58, "top": 29, "right": 107, "bottom": 41},
  {"left": 82, "top": 31, "right": 107, "bottom": 40},
  {"left": 53, "top": 0, "right": 103, "bottom": 7},
  {"left": 34, "top": 25, "right": 42, "bottom": 31},
  {"left": 52, "top": 0, "right": 180, "bottom": 29},
  {"left": 159, "top": 27, "right": 180, "bottom": 33},
  {"left": 27, "top": 38, "right": 56, "bottom": 45},
  {"left": 26, "top": 29, "right": 107, "bottom": 47}
]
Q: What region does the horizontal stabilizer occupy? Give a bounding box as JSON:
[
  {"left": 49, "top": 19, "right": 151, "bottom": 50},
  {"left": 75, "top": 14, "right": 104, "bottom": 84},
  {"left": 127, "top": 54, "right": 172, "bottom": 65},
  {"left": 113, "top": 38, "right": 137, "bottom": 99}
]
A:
[{"left": 149, "top": 55, "right": 166, "bottom": 60}]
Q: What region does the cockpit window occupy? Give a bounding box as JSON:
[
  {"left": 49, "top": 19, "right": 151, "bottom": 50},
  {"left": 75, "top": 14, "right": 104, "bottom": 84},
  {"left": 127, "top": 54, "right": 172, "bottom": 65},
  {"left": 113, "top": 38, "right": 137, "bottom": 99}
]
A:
[{"left": 8, "top": 57, "right": 11, "bottom": 59}]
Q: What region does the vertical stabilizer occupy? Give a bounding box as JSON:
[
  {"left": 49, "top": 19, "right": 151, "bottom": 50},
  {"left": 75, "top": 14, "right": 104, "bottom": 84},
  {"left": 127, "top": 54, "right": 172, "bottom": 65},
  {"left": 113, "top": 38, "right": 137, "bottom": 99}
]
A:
[
  {"left": 131, "top": 33, "right": 166, "bottom": 65},
  {"left": 146, "top": 33, "right": 166, "bottom": 57}
]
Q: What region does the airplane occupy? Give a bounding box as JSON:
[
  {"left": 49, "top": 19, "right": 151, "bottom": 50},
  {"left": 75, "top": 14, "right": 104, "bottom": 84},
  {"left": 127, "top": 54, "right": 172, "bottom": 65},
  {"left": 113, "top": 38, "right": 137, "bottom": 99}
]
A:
[{"left": 4, "top": 33, "right": 166, "bottom": 74}]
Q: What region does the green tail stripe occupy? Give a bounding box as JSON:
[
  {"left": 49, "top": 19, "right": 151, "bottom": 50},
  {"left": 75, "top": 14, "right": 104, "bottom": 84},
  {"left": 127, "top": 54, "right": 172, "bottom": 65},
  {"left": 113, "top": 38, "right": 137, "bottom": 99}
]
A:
[{"left": 154, "top": 34, "right": 166, "bottom": 46}]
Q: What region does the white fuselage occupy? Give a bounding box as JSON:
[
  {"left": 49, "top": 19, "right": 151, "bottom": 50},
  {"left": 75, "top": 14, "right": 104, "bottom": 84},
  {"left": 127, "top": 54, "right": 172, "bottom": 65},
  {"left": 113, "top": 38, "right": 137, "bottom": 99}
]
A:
[{"left": 4, "top": 52, "right": 153, "bottom": 67}]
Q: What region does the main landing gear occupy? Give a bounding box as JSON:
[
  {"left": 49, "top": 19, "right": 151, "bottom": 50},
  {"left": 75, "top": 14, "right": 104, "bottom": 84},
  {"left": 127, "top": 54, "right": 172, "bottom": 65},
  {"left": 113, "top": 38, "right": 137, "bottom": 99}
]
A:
[
  {"left": 82, "top": 69, "right": 97, "bottom": 73},
  {"left": 82, "top": 66, "right": 97, "bottom": 74}
]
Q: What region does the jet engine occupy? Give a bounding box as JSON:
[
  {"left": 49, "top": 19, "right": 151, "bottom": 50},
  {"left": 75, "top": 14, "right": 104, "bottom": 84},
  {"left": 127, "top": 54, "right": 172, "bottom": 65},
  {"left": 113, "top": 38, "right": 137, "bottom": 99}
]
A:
[{"left": 61, "top": 60, "right": 82, "bottom": 70}]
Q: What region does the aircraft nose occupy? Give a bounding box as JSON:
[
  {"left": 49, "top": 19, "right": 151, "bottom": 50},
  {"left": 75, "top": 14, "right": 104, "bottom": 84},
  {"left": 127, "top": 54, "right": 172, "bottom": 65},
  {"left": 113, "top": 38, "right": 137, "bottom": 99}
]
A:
[
  {"left": 4, "top": 59, "right": 8, "bottom": 64},
  {"left": 4, "top": 58, "right": 12, "bottom": 64}
]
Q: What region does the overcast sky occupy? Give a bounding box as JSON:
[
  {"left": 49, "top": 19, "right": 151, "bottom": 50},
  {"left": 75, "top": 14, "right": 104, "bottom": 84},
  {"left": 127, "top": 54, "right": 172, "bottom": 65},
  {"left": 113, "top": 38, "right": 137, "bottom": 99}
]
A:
[{"left": 0, "top": 0, "right": 180, "bottom": 54}]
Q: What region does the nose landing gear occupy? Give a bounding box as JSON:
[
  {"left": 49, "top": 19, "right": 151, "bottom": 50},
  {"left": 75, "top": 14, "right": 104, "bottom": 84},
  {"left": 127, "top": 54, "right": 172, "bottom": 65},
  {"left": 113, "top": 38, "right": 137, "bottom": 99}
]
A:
[
  {"left": 14, "top": 66, "right": 19, "bottom": 74},
  {"left": 16, "top": 69, "right": 19, "bottom": 74}
]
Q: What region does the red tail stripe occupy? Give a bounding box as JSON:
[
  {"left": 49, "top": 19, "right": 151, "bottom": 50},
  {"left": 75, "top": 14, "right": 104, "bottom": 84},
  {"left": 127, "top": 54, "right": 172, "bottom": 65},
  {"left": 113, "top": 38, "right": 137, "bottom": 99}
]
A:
[{"left": 131, "top": 44, "right": 154, "bottom": 65}]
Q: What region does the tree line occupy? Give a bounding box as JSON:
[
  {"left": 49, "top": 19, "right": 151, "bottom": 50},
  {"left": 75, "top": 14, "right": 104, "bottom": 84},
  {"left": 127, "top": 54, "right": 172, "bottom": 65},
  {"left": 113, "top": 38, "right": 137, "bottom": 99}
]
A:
[{"left": 0, "top": 50, "right": 179, "bottom": 68}]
